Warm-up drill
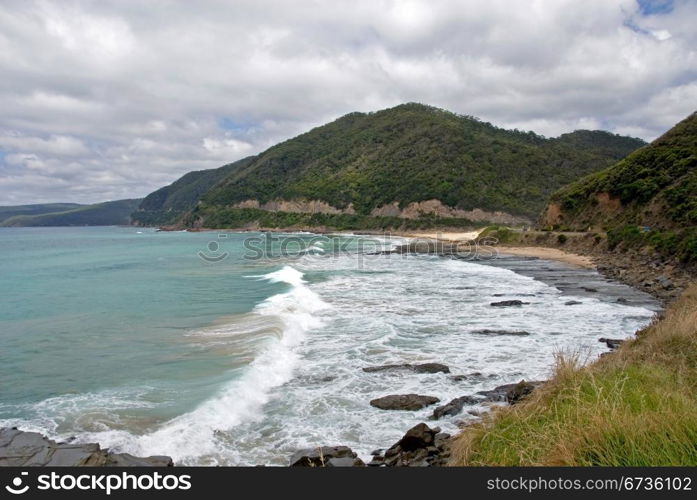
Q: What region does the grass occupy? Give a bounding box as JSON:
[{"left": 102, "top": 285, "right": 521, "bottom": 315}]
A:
[{"left": 450, "top": 284, "right": 697, "bottom": 466}]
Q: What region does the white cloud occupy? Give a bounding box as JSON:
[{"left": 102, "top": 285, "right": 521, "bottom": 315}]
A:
[{"left": 0, "top": 0, "right": 695, "bottom": 204}]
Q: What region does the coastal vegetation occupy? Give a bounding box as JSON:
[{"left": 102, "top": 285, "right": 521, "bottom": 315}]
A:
[
  {"left": 450, "top": 284, "right": 697, "bottom": 466},
  {"left": 546, "top": 111, "right": 697, "bottom": 263},
  {"left": 131, "top": 156, "right": 256, "bottom": 226}
]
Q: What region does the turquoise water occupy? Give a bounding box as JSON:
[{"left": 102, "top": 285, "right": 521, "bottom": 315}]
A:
[
  {"left": 0, "top": 227, "right": 284, "bottom": 420},
  {"left": 0, "top": 226, "right": 657, "bottom": 465}
]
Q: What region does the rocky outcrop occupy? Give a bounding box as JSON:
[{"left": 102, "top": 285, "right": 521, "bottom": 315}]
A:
[
  {"left": 505, "top": 380, "right": 538, "bottom": 404},
  {"left": 430, "top": 396, "right": 480, "bottom": 420},
  {"left": 599, "top": 337, "right": 625, "bottom": 350},
  {"left": 370, "top": 394, "right": 440, "bottom": 411},
  {"left": 490, "top": 300, "right": 529, "bottom": 307},
  {"left": 289, "top": 446, "right": 365, "bottom": 467},
  {"left": 368, "top": 423, "right": 451, "bottom": 467},
  {"left": 0, "top": 428, "right": 173, "bottom": 467},
  {"left": 476, "top": 380, "right": 544, "bottom": 403},
  {"left": 363, "top": 363, "right": 450, "bottom": 374}
]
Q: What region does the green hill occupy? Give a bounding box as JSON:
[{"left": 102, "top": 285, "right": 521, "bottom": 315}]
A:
[
  {"left": 543, "top": 111, "right": 697, "bottom": 262},
  {"left": 130, "top": 156, "right": 256, "bottom": 226},
  {"left": 0, "top": 203, "right": 83, "bottom": 224},
  {"left": 172, "top": 103, "right": 643, "bottom": 230},
  {"left": 0, "top": 199, "right": 142, "bottom": 227}
]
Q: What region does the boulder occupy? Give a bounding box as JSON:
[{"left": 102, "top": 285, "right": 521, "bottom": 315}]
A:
[
  {"left": 564, "top": 300, "right": 582, "bottom": 306},
  {"left": 289, "top": 446, "right": 365, "bottom": 467},
  {"left": 430, "top": 396, "right": 480, "bottom": 419},
  {"left": 371, "top": 423, "right": 452, "bottom": 467},
  {"left": 370, "top": 394, "right": 440, "bottom": 411},
  {"left": 397, "top": 423, "right": 436, "bottom": 451},
  {"left": 490, "top": 300, "right": 529, "bottom": 307}
]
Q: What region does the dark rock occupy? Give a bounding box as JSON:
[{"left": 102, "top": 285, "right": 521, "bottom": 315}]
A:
[
  {"left": 370, "top": 394, "right": 440, "bottom": 411},
  {"left": 289, "top": 446, "right": 364, "bottom": 467},
  {"left": 490, "top": 300, "right": 529, "bottom": 307},
  {"left": 471, "top": 329, "right": 530, "bottom": 336},
  {"left": 430, "top": 396, "right": 480, "bottom": 419},
  {"left": 0, "top": 428, "right": 173, "bottom": 467},
  {"left": 616, "top": 297, "right": 629, "bottom": 304},
  {"left": 413, "top": 363, "right": 450, "bottom": 374},
  {"left": 582, "top": 287, "right": 598, "bottom": 292},
  {"left": 506, "top": 380, "right": 537, "bottom": 404},
  {"left": 599, "top": 337, "right": 625, "bottom": 350},
  {"left": 476, "top": 383, "right": 520, "bottom": 402},
  {"left": 478, "top": 380, "right": 544, "bottom": 402},
  {"left": 374, "top": 423, "right": 452, "bottom": 467},
  {"left": 325, "top": 456, "right": 366, "bottom": 467},
  {"left": 564, "top": 300, "right": 583, "bottom": 305},
  {"left": 397, "top": 423, "right": 435, "bottom": 451},
  {"left": 363, "top": 363, "right": 450, "bottom": 374}
]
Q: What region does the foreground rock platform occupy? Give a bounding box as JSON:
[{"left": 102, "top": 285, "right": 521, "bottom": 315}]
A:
[{"left": 0, "top": 428, "right": 173, "bottom": 467}]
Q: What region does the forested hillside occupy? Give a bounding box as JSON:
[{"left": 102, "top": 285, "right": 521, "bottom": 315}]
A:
[{"left": 544, "top": 112, "right": 697, "bottom": 262}]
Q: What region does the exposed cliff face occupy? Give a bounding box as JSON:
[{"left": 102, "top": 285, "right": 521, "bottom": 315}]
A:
[
  {"left": 370, "top": 200, "right": 530, "bottom": 225},
  {"left": 231, "top": 198, "right": 529, "bottom": 225}
]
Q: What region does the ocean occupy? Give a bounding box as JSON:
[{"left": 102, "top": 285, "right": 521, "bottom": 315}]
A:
[{"left": 0, "top": 226, "right": 658, "bottom": 465}]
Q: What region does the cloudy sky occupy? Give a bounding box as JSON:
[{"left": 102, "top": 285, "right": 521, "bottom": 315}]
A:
[{"left": 0, "top": 0, "right": 695, "bottom": 205}]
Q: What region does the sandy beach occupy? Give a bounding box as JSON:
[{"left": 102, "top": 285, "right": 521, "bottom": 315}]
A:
[
  {"left": 396, "top": 229, "right": 595, "bottom": 269},
  {"left": 401, "top": 230, "right": 483, "bottom": 242},
  {"left": 496, "top": 246, "right": 595, "bottom": 269}
]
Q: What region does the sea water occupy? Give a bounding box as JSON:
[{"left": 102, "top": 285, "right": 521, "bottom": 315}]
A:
[{"left": 0, "top": 226, "right": 657, "bottom": 465}]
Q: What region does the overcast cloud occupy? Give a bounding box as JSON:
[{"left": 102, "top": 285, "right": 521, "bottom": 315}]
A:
[{"left": 0, "top": 0, "right": 695, "bottom": 204}]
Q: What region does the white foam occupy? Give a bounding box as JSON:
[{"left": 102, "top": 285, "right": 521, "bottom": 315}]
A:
[{"left": 90, "top": 266, "right": 330, "bottom": 464}]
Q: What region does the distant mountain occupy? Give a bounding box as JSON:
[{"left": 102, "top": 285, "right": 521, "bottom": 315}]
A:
[
  {"left": 0, "top": 199, "right": 142, "bottom": 227},
  {"left": 131, "top": 156, "right": 256, "bottom": 226},
  {"left": 0, "top": 203, "right": 82, "bottom": 224},
  {"left": 156, "top": 103, "right": 644, "bottom": 230},
  {"left": 543, "top": 111, "right": 697, "bottom": 262}
]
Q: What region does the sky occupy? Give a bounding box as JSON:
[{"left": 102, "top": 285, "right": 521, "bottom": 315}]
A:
[{"left": 0, "top": 0, "right": 696, "bottom": 205}]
